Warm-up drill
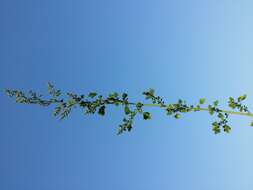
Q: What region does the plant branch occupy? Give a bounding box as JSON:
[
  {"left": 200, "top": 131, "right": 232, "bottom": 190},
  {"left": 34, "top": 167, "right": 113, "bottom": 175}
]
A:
[
  {"left": 139, "top": 103, "right": 253, "bottom": 117},
  {"left": 5, "top": 83, "right": 253, "bottom": 134}
]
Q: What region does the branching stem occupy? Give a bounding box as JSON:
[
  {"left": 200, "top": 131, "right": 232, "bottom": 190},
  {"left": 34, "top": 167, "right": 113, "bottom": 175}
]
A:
[
  {"left": 133, "top": 103, "right": 253, "bottom": 117},
  {"left": 5, "top": 84, "right": 253, "bottom": 134}
]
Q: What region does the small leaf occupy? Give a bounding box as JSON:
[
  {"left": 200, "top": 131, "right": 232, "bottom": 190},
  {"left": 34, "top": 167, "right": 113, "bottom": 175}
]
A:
[
  {"left": 47, "top": 82, "right": 54, "bottom": 93},
  {"left": 136, "top": 102, "right": 143, "bottom": 108},
  {"left": 250, "top": 121, "right": 253, "bottom": 127},
  {"left": 238, "top": 94, "right": 247, "bottom": 102},
  {"left": 136, "top": 102, "right": 143, "bottom": 112},
  {"left": 54, "top": 90, "right": 61, "bottom": 97},
  {"left": 53, "top": 106, "right": 62, "bottom": 116},
  {"left": 88, "top": 92, "right": 97, "bottom": 98},
  {"left": 223, "top": 125, "right": 231, "bottom": 133},
  {"left": 208, "top": 105, "right": 214, "bottom": 115},
  {"left": 60, "top": 108, "right": 71, "bottom": 120},
  {"left": 124, "top": 106, "right": 131, "bottom": 115},
  {"left": 218, "top": 113, "right": 224, "bottom": 120},
  {"left": 67, "top": 99, "right": 76, "bottom": 106},
  {"left": 174, "top": 113, "right": 181, "bottom": 119},
  {"left": 122, "top": 93, "right": 128, "bottom": 100},
  {"left": 213, "top": 100, "right": 219, "bottom": 106},
  {"left": 117, "top": 125, "right": 125, "bottom": 135},
  {"left": 143, "top": 112, "right": 151, "bottom": 120},
  {"left": 199, "top": 98, "right": 205, "bottom": 105},
  {"left": 228, "top": 103, "right": 236, "bottom": 109},
  {"left": 212, "top": 122, "right": 220, "bottom": 134},
  {"left": 212, "top": 121, "right": 219, "bottom": 127},
  {"left": 109, "top": 92, "right": 118, "bottom": 99},
  {"left": 228, "top": 97, "right": 234, "bottom": 101},
  {"left": 98, "top": 106, "right": 105, "bottom": 116}
]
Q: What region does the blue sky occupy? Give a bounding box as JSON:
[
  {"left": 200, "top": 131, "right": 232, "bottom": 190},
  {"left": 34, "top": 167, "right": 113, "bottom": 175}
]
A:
[{"left": 1, "top": 0, "right": 253, "bottom": 189}]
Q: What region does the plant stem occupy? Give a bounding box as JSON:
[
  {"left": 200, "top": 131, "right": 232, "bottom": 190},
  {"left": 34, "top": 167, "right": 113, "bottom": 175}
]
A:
[
  {"left": 140, "top": 103, "right": 253, "bottom": 118},
  {"left": 198, "top": 108, "right": 253, "bottom": 117}
]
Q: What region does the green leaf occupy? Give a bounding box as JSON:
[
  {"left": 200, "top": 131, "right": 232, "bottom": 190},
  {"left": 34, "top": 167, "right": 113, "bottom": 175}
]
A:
[
  {"left": 47, "top": 82, "right": 54, "bottom": 93},
  {"left": 98, "top": 106, "right": 105, "bottom": 116},
  {"left": 109, "top": 92, "right": 118, "bottom": 99},
  {"left": 124, "top": 106, "right": 131, "bottom": 115},
  {"left": 174, "top": 113, "right": 181, "bottom": 119},
  {"left": 143, "top": 112, "right": 151, "bottom": 120},
  {"left": 122, "top": 93, "right": 128, "bottom": 100},
  {"left": 88, "top": 92, "right": 97, "bottom": 98},
  {"left": 136, "top": 102, "right": 143, "bottom": 108},
  {"left": 212, "top": 121, "right": 219, "bottom": 127},
  {"left": 117, "top": 125, "right": 125, "bottom": 135},
  {"left": 199, "top": 98, "right": 205, "bottom": 105},
  {"left": 228, "top": 102, "right": 236, "bottom": 109},
  {"left": 238, "top": 94, "right": 247, "bottom": 102},
  {"left": 250, "top": 121, "right": 253, "bottom": 127},
  {"left": 208, "top": 105, "right": 214, "bottom": 115},
  {"left": 212, "top": 122, "right": 220, "bottom": 134},
  {"left": 213, "top": 100, "right": 219, "bottom": 106},
  {"left": 54, "top": 90, "right": 61, "bottom": 97},
  {"left": 223, "top": 125, "right": 231, "bottom": 133},
  {"left": 67, "top": 99, "right": 76, "bottom": 106},
  {"left": 60, "top": 108, "right": 71, "bottom": 120},
  {"left": 53, "top": 106, "right": 62, "bottom": 116},
  {"left": 136, "top": 102, "right": 143, "bottom": 112},
  {"left": 218, "top": 113, "right": 224, "bottom": 120}
]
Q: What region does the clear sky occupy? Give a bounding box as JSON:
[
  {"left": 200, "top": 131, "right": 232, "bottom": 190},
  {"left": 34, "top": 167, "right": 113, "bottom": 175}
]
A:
[{"left": 1, "top": 0, "right": 253, "bottom": 189}]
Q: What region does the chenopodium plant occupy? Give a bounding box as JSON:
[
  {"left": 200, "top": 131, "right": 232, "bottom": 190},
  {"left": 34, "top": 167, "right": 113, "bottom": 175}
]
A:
[{"left": 5, "top": 83, "right": 253, "bottom": 135}]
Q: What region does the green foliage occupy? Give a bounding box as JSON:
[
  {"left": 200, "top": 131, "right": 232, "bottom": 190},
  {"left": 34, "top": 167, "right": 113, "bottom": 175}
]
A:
[
  {"left": 5, "top": 83, "right": 253, "bottom": 135},
  {"left": 143, "top": 89, "right": 165, "bottom": 106},
  {"left": 223, "top": 125, "right": 231, "bottom": 133},
  {"left": 238, "top": 94, "right": 247, "bottom": 102},
  {"left": 174, "top": 113, "right": 181, "bottom": 119},
  {"left": 228, "top": 95, "right": 249, "bottom": 112},
  {"left": 199, "top": 98, "right": 205, "bottom": 105},
  {"left": 98, "top": 106, "right": 106, "bottom": 116},
  {"left": 213, "top": 100, "right": 219, "bottom": 107},
  {"left": 88, "top": 92, "right": 97, "bottom": 98},
  {"left": 122, "top": 93, "right": 128, "bottom": 100},
  {"left": 212, "top": 122, "right": 220, "bottom": 134},
  {"left": 48, "top": 82, "right": 61, "bottom": 98},
  {"left": 124, "top": 106, "right": 131, "bottom": 115},
  {"left": 143, "top": 112, "right": 151, "bottom": 120}
]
